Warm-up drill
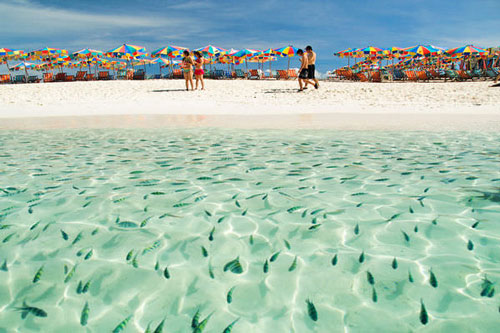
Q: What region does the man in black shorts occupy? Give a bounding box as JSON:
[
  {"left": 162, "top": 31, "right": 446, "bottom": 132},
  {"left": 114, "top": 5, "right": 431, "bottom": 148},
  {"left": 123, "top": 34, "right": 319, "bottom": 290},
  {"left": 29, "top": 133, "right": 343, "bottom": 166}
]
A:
[
  {"left": 305, "top": 45, "right": 319, "bottom": 89},
  {"left": 297, "top": 49, "right": 315, "bottom": 92}
]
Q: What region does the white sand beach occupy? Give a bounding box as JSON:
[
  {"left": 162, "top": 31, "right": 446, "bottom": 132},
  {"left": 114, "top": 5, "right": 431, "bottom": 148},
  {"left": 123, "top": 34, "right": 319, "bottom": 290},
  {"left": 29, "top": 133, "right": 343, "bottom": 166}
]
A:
[{"left": 1, "top": 80, "right": 499, "bottom": 130}]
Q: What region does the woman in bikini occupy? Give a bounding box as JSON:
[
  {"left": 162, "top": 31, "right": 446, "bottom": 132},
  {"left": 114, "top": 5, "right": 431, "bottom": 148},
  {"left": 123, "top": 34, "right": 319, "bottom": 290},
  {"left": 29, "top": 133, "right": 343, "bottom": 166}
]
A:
[
  {"left": 182, "top": 50, "right": 194, "bottom": 91},
  {"left": 194, "top": 51, "right": 205, "bottom": 90}
]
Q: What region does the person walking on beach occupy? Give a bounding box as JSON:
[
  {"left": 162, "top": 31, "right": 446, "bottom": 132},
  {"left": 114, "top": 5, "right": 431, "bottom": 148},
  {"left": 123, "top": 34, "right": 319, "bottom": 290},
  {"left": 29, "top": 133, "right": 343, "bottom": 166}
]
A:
[
  {"left": 305, "top": 46, "right": 319, "bottom": 89},
  {"left": 194, "top": 51, "right": 205, "bottom": 90},
  {"left": 182, "top": 50, "right": 194, "bottom": 91},
  {"left": 297, "top": 49, "right": 315, "bottom": 92}
]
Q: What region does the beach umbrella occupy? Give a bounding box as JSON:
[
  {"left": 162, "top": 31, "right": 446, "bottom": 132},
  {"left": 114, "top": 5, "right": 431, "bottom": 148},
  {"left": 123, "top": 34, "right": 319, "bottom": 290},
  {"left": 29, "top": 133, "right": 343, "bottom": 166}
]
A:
[
  {"left": 0, "top": 48, "right": 25, "bottom": 76},
  {"left": 445, "top": 45, "right": 488, "bottom": 57},
  {"left": 72, "top": 48, "right": 104, "bottom": 59},
  {"left": 11, "top": 61, "right": 35, "bottom": 81},
  {"left": 404, "top": 45, "right": 444, "bottom": 57},
  {"left": 151, "top": 45, "right": 187, "bottom": 58},
  {"left": 231, "top": 49, "right": 259, "bottom": 72},
  {"left": 194, "top": 45, "right": 227, "bottom": 56},
  {"left": 355, "top": 46, "right": 384, "bottom": 57},
  {"left": 28, "top": 47, "right": 68, "bottom": 61},
  {"left": 275, "top": 46, "right": 298, "bottom": 71},
  {"left": 106, "top": 44, "right": 146, "bottom": 57}
]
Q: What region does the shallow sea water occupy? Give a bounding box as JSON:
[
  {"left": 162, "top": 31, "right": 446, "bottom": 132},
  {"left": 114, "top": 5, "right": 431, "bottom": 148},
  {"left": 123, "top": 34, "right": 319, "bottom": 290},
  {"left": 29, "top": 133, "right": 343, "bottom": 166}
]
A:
[{"left": 0, "top": 129, "right": 499, "bottom": 333}]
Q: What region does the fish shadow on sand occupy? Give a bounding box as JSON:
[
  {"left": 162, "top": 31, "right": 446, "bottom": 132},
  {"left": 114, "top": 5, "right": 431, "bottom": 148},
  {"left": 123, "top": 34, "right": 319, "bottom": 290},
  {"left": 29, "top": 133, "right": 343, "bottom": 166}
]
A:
[
  {"left": 262, "top": 89, "right": 300, "bottom": 93},
  {"left": 151, "top": 89, "right": 189, "bottom": 93}
]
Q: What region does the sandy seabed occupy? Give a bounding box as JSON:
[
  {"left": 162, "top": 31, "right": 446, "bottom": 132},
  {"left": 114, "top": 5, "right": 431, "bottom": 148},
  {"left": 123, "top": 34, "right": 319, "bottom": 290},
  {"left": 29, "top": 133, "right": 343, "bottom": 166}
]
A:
[{"left": 0, "top": 79, "right": 499, "bottom": 130}]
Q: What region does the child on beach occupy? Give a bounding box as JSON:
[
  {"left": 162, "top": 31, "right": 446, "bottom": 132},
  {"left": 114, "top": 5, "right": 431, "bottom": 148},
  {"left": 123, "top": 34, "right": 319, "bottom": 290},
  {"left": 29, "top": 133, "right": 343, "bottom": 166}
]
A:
[
  {"left": 182, "top": 50, "right": 194, "bottom": 91},
  {"left": 297, "top": 49, "right": 315, "bottom": 92},
  {"left": 194, "top": 51, "right": 205, "bottom": 90}
]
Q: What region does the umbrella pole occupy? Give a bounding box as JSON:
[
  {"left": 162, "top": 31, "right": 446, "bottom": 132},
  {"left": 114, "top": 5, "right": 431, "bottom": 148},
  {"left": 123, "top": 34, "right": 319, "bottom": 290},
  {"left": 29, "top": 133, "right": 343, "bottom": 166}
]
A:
[
  {"left": 287, "top": 57, "right": 290, "bottom": 71},
  {"left": 5, "top": 59, "right": 12, "bottom": 81},
  {"left": 24, "top": 66, "right": 29, "bottom": 83}
]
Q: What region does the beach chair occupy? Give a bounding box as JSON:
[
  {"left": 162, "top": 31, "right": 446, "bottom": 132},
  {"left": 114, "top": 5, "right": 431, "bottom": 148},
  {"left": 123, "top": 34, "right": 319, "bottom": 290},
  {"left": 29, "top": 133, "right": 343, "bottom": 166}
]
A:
[
  {"left": 214, "top": 69, "right": 225, "bottom": 79},
  {"left": 392, "top": 69, "right": 404, "bottom": 80},
  {"left": 444, "top": 70, "right": 459, "bottom": 81},
  {"left": 27, "top": 75, "right": 40, "bottom": 83},
  {"left": 55, "top": 73, "right": 66, "bottom": 82},
  {"left": 485, "top": 70, "right": 497, "bottom": 79},
  {"left": 98, "top": 71, "right": 111, "bottom": 80},
  {"left": 288, "top": 69, "right": 298, "bottom": 80},
  {"left": 345, "top": 69, "right": 355, "bottom": 80},
  {"left": 428, "top": 69, "right": 440, "bottom": 80},
  {"left": 172, "top": 69, "right": 183, "bottom": 79},
  {"left": 370, "top": 71, "right": 381, "bottom": 82},
  {"left": 65, "top": 75, "right": 75, "bottom": 81},
  {"left": 457, "top": 70, "right": 471, "bottom": 81},
  {"left": 0, "top": 74, "right": 11, "bottom": 84},
  {"left": 14, "top": 75, "right": 26, "bottom": 83},
  {"left": 404, "top": 70, "right": 418, "bottom": 81},
  {"left": 152, "top": 74, "right": 161, "bottom": 80},
  {"left": 43, "top": 72, "right": 55, "bottom": 82},
  {"left": 225, "top": 71, "right": 233, "bottom": 79},
  {"left": 87, "top": 73, "right": 96, "bottom": 80},
  {"left": 235, "top": 69, "right": 246, "bottom": 79},
  {"left": 116, "top": 69, "right": 127, "bottom": 80},
  {"left": 416, "top": 71, "right": 429, "bottom": 82},
  {"left": 75, "top": 71, "right": 87, "bottom": 81},
  {"left": 277, "top": 70, "right": 288, "bottom": 80},
  {"left": 356, "top": 72, "right": 369, "bottom": 82},
  {"left": 248, "top": 69, "right": 261, "bottom": 79}
]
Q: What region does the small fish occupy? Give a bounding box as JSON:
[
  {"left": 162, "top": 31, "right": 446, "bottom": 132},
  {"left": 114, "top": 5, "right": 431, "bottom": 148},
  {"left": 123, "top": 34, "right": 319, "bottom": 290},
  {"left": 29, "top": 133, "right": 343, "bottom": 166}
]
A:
[
  {"left": 367, "top": 271, "right": 375, "bottom": 285},
  {"left": 191, "top": 308, "right": 201, "bottom": 328},
  {"left": 471, "top": 221, "right": 480, "bottom": 229},
  {"left": 288, "top": 256, "right": 298, "bottom": 272},
  {"left": 310, "top": 208, "right": 324, "bottom": 215},
  {"left": 359, "top": 251, "right": 365, "bottom": 263},
  {"left": 116, "top": 221, "right": 138, "bottom": 228},
  {"left": 402, "top": 231, "right": 410, "bottom": 242},
  {"left": 113, "top": 315, "right": 132, "bottom": 333},
  {"left": 76, "top": 248, "right": 86, "bottom": 257},
  {"left": 414, "top": 225, "right": 418, "bottom": 233},
  {"left": 15, "top": 301, "right": 48, "bottom": 319},
  {"left": 480, "top": 276, "right": 494, "bottom": 297},
  {"left": 409, "top": 206, "right": 414, "bottom": 214},
  {"left": 201, "top": 246, "right": 208, "bottom": 258},
  {"left": 64, "top": 265, "right": 76, "bottom": 283},
  {"left": 193, "top": 312, "right": 213, "bottom": 332},
  {"left": 467, "top": 240, "right": 474, "bottom": 251},
  {"left": 284, "top": 239, "right": 291, "bottom": 250},
  {"left": 408, "top": 270, "right": 414, "bottom": 283},
  {"left": 227, "top": 286, "right": 235, "bottom": 304},
  {"left": 429, "top": 269, "right": 438, "bottom": 288},
  {"left": 29, "top": 221, "right": 40, "bottom": 231},
  {"left": 155, "top": 261, "right": 160, "bottom": 271},
  {"left": 287, "top": 206, "right": 303, "bottom": 213},
  {"left": 263, "top": 259, "right": 269, "bottom": 273},
  {"left": 3, "top": 232, "right": 15, "bottom": 243},
  {"left": 82, "top": 280, "right": 91, "bottom": 293},
  {"left": 301, "top": 209, "right": 308, "bottom": 218},
  {"left": 208, "top": 227, "right": 215, "bottom": 241},
  {"left": 163, "top": 266, "right": 170, "bottom": 279},
  {"left": 308, "top": 224, "right": 322, "bottom": 231},
  {"left": 306, "top": 299, "right": 318, "bottom": 322},
  {"left": 204, "top": 210, "right": 212, "bottom": 217},
  {"left": 249, "top": 235, "right": 254, "bottom": 245},
  {"left": 331, "top": 254, "right": 338, "bottom": 266},
  {"left": 153, "top": 318, "right": 165, "bottom": 333},
  {"left": 356, "top": 202, "right": 363, "bottom": 207},
  {"left": 420, "top": 299, "right": 429, "bottom": 325},
  {"left": 80, "top": 301, "right": 89, "bottom": 326},
  {"left": 72, "top": 231, "right": 83, "bottom": 245},
  {"left": 63, "top": 264, "right": 68, "bottom": 275},
  {"left": 140, "top": 217, "right": 151, "bottom": 228},
  {"left": 126, "top": 250, "right": 134, "bottom": 261},
  {"left": 131, "top": 254, "right": 139, "bottom": 268},
  {"left": 224, "top": 257, "right": 243, "bottom": 274},
  {"left": 235, "top": 200, "right": 241, "bottom": 208},
  {"left": 222, "top": 318, "right": 240, "bottom": 333},
  {"left": 208, "top": 263, "right": 214, "bottom": 279},
  {"left": 82, "top": 201, "right": 91, "bottom": 208},
  {"left": 0, "top": 259, "right": 7, "bottom": 272},
  {"left": 241, "top": 208, "right": 248, "bottom": 216},
  {"left": 91, "top": 228, "right": 99, "bottom": 235},
  {"left": 354, "top": 224, "right": 359, "bottom": 235},
  {"left": 217, "top": 216, "right": 226, "bottom": 224},
  {"left": 431, "top": 218, "right": 438, "bottom": 225},
  {"left": 76, "top": 280, "right": 83, "bottom": 294},
  {"left": 84, "top": 249, "right": 93, "bottom": 260},
  {"left": 392, "top": 258, "right": 398, "bottom": 270},
  {"left": 270, "top": 251, "right": 281, "bottom": 262},
  {"left": 372, "top": 287, "right": 378, "bottom": 303},
  {"left": 33, "top": 266, "right": 44, "bottom": 283},
  {"left": 387, "top": 213, "right": 401, "bottom": 222}
]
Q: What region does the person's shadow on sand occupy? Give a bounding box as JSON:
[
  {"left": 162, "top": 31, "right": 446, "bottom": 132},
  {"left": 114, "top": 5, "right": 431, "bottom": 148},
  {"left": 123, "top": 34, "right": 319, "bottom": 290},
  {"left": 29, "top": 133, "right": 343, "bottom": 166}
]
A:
[{"left": 151, "top": 89, "right": 188, "bottom": 92}]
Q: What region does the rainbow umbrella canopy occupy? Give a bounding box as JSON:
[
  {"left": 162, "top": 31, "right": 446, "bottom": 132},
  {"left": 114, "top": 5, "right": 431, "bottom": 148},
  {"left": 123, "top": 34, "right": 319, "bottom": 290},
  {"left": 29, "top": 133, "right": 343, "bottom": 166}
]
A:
[
  {"left": 194, "top": 45, "right": 227, "bottom": 56},
  {"left": 275, "top": 46, "right": 298, "bottom": 57},
  {"left": 404, "top": 45, "right": 444, "bottom": 57},
  {"left": 445, "top": 45, "right": 488, "bottom": 56},
  {"left": 28, "top": 47, "right": 68, "bottom": 60},
  {"left": 106, "top": 44, "right": 146, "bottom": 59},
  {"left": 72, "top": 48, "right": 104, "bottom": 59},
  {"left": 354, "top": 46, "right": 383, "bottom": 57},
  {"left": 151, "top": 45, "right": 187, "bottom": 59}
]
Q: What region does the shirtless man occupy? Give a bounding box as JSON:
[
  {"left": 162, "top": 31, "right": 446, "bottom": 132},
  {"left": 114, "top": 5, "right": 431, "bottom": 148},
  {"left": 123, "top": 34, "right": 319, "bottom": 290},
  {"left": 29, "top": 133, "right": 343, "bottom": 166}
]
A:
[
  {"left": 297, "top": 49, "right": 315, "bottom": 92},
  {"left": 305, "top": 45, "right": 319, "bottom": 89}
]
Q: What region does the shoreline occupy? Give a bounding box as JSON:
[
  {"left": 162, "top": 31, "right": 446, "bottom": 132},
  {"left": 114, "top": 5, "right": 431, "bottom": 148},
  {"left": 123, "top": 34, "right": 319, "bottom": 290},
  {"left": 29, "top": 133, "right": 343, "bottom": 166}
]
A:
[{"left": 1, "top": 80, "right": 499, "bottom": 130}]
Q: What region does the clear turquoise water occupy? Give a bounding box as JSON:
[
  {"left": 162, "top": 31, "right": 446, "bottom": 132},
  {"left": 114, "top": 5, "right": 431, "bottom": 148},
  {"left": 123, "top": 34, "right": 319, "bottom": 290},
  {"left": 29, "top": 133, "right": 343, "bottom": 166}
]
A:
[{"left": 0, "top": 129, "right": 499, "bottom": 333}]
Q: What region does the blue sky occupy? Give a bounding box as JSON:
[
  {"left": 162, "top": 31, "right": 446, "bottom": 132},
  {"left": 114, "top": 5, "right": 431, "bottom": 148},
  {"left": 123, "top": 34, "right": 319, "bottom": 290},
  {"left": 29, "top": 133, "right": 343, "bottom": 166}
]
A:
[{"left": 1, "top": 0, "right": 499, "bottom": 73}]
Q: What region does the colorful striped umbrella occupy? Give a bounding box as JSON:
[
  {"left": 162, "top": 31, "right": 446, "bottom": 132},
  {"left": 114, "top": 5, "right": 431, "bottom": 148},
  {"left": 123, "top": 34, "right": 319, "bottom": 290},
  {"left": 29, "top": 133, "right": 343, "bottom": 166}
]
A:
[
  {"left": 106, "top": 44, "right": 146, "bottom": 58},
  {"left": 275, "top": 46, "right": 298, "bottom": 57},
  {"left": 334, "top": 48, "right": 352, "bottom": 58},
  {"left": 28, "top": 47, "right": 68, "bottom": 58},
  {"left": 445, "top": 45, "right": 488, "bottom": 56},
  {"left": 355, "top": 46, "right": 383, "bottom": 57},
  {"left": 151, "top": 45, "right": 187, "bottom": 58},
  {"left": 72, "top": 48, "right": 104, "bottom": 59},
  {"left": 231, "top": 49, "right": 259, "bottom": 59},
  {"left": 194, "top": 45, "right": 227, "bottom": 56},
  {"left": 404, "top": 45, "right": 444, "bottom": 57}
]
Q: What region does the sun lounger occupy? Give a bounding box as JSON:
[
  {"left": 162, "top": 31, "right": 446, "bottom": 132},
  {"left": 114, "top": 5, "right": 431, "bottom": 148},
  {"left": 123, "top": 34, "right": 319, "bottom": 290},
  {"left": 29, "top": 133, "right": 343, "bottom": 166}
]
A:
[
  {"left": 235, "top": 69, "right": 246, "bottom": 79},
  {"left": 345, "top": 69, "right": 356, "bottom": 80},
  {"left": 444, "top": 70, "right": 459, "bottom": 81},
  {"left": 172, "top": 69, "right": 183, "bottom": 79},
  {"left": 288, "top": 69, "right": 298, "bottom": 80},
  {"left": 369, "top": 71, "right": 381, "bottom": 82},
  {"left": 457, "top": 70, "right": 471, "bottom": 81},
  {"left": 225, "top": 71, "right": 233, "bottom": 79},
  {"left": 428, "top": 69, "right": 440, "bottom": 80},
  {"left": 392, "top": 69, "right": 404, "bottom": 80},
  {"left": 43, "top": 72, "right": 55, "bottom": 82},
  {"left": 55, "top": 73, "right": 66, "bottom": 82},
  {"left": 248, "top": 69, "right": 261, "bottom": 79},
  {"left": 116, "top": 69, "right": 127, "bottom": 80},
  {"left": 13, "top": 75, "right": 26, "bottom": 84},
  {"left": 213, "top": 69, "right": 225, "bottom": 79},
  {"left": 277, "top": 70, "right": 288, "bottom": 80},
  {"left": 416, "top": 71, "right": 429, "bottom": 82},
  {"left": 0, "top": 74, "right": 12, "bottom": 84},
  {"left": 98, "top": 71, "right": 111, "bottom": 80},
  {"left": 356, "top": 72, "right": 369, "bottom": 82},
  {"left": 485, "top": 70, "right": 497, "bottom": 79},
  {"left": 404, "top": 70, "right": 418, "bottom": 81},
  {"left": 65, "top": 75, "right": 75, "bottom": 81},
  {"left": 75, "top": 71, "right": 87, "bottom": 81},
  {"left": 87, "top": 73, "right": 96, "bottom": 80}
]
